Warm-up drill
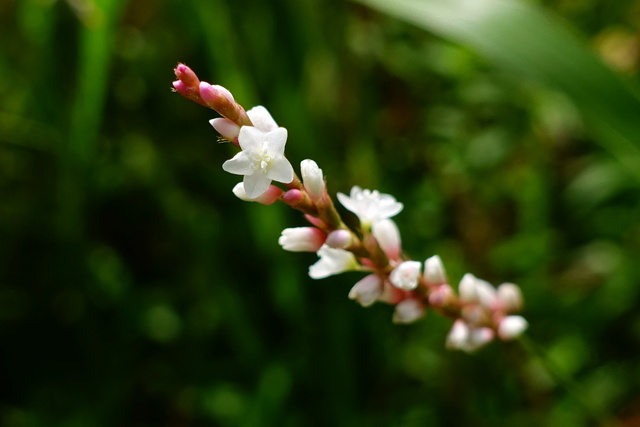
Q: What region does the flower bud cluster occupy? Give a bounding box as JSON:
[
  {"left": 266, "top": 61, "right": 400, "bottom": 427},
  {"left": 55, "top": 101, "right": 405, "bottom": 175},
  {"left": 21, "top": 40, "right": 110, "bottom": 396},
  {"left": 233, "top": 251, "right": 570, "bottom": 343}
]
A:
[{"left": 172, "top": 64, "right": 528, "bottom": 352}]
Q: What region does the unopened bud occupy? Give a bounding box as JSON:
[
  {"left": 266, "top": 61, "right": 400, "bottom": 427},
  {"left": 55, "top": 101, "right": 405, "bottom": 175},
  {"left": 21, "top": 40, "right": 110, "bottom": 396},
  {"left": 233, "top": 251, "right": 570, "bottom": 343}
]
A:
[
  {"left": 232, "top": 183, "right": 283, "bottom": 205},
  {"left": 496, "top": 283, "right": 523, "bottom": 313},
  {"left": 371, "top": 219, "right": 401, "bottom": 260},
  {"left": 498, "top": 315, "right": 528, "bottom": 340},
  {"left": 300, "top": 159, "right": 326, "bottom": 203},
  {"left": 210, "top": 118, "right": 240, "bottom": 141},
  {"left": 326, "top": 229, "right": 353, "bottom": 249},
  {"left": 423, "top": 255, "right": 446, "bottom": 285},
  {"left": 393, "top": 299, "right": 425, "bottom": 324},
  {"left": 278, "top": 227, "right": 327, "bottom": 252}
]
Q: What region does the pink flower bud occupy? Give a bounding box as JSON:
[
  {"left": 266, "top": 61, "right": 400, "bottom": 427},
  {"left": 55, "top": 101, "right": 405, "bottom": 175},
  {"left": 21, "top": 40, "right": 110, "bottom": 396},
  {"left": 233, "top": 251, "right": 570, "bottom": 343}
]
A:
[
  {"left": 428, "top": 284, "right": 455, "bottom": 307},
  {"left": 326, "top": 229, "right": 353, "bottom": 249},
  {"left": 199, "top": 82, "right": 239, "bottom": 120},
  {"left": 174, "top": 63, "right": 200, "bottom": 87},
  {"left": 371, "top": 219, "right": 401, "bottom": 260},
  {"left": 498, "top": 315, "right": 528, "bottom": 340},
  {"left": 392, "top": 299, "right": 425, "bottom": 324},
  {"left": 210, "top": 118, "right": 240, "bottom": 141},
  {"left": 232, "top": 183, "right": 283, "bottom": 205},
  {"left": 304, "top": 214, "right": 328, "bottom": 230},
  {"left": 278, "top": 227, "right": 327, "bottom": 252},
  {"left": 282, "top": 189, "right": 304, "bottom": 206},
  {"left": 446, "top": 320, "right": 494, "bottom": 352},
  {"left": 348, "top": 274, "right": 383, "bottom": 307}
]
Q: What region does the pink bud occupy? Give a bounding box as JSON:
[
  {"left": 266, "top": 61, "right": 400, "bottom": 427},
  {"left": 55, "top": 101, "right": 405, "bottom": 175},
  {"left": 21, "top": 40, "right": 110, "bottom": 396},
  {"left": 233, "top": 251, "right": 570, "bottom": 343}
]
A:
[
  {"left": 174, "top": 63, "right": 200, "bottom": 87},
  {"left": 348, "top": 274, "right": 383, "bottom": 307},
  {"left": 304, "top": 214, "right": 328, "bottom": 229},
  {"left": 232, "top": 183, "right": 283, "bottom": 205},
  {"left": 282, "top": 189, "right": 304, "bottom": 206},
  {"left": 428, "top": 284, "right": 455, "bottom": 307},
  {"left": 278, "top": 227, "right": 327, "bottom": 252},
  {"left": 210, "top": 118, "right": 240, "bottom": 141},
  {"left": 326, "top": 229, "right": 353, "bottom": 249}
]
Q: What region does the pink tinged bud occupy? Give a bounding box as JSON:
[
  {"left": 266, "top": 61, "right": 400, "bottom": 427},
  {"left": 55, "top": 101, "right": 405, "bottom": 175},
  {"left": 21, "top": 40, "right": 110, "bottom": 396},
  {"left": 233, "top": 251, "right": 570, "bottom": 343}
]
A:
[
  {"left": 172, "top": 80, "right": 189, "bottom": 96},
  {"left": 496, "top": 283, "right": 523, "bottom": 313},
  {"left": 423, "top": 255, "right": 446, "bottom": 286},
  {"left": 458, "top": 274, "right": 497, "bottom": 309},
  {"left": 371, "top": 219, "right": 402, "bottom": 260},
  {"left": 199, "top": 82, "right": 239, "bottom": 119},
  {"left": 278, "top": 227, "right": 327, "bottom": 252},
  {"left": 498, "top": 315, "right": 528, "bottom": 340},
  {"left": 304, "top": 214, "right": 328, "bottom": 229},
  {"left": 377, "top": 281, "right": 405, "bottom": 305},
  {"left": 393, "top": 299, "right": 425, "bottom": 324},
  {"left": 348, "top": 274, "right": 383, "bottom": 307},
  {"left": 326, "top": 229, "right": 353, "bottom": 249},
  {"left": 175, "top": 63, "right": 200, "bottom": 87},
  {"left": 300, "top": 159, "right": 326, "bottom": 203},
  {"left": 389, "top": 261, "right": 421, "bottom": 291},
  {"left": 428, "top": 284, "right": 455, "bottom": 307},
  {"left": 210, "top": 118, "right": 240, "bottom": 141},
  {"left": 232, "top": 183, "right": 283, "bottom": 205},
  {"left": 282, "top": 189, "right": 304, "bottom": 206},
  {"left": 446, "top": 320, "right": 494, "bottom": 352}
]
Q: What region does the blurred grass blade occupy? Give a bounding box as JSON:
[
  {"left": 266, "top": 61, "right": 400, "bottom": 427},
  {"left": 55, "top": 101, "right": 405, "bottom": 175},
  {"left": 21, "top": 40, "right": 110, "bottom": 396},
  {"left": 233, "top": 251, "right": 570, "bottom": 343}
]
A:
[{"left": 356, "top": 0, "right": 640, "bottom": 181}]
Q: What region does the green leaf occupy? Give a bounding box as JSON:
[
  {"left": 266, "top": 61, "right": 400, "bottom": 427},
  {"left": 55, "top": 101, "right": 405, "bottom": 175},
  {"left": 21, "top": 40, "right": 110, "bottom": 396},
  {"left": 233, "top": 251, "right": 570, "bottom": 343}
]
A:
[{"left": 355, "top": 0, "right": 640, "bottom": 181}]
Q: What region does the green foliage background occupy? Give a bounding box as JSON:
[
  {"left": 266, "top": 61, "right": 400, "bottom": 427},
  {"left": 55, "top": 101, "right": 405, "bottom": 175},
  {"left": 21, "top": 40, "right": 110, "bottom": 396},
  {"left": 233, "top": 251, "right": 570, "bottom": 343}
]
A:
[{"left": 2, "top": 0, "right": 640, "bottom": 425}]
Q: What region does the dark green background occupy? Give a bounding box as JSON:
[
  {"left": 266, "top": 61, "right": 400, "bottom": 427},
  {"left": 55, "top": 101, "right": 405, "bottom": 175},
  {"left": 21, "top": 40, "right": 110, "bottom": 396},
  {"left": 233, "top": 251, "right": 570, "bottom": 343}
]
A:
[{"left": 2, "top": 0, "right": 640, "bottom": 425}]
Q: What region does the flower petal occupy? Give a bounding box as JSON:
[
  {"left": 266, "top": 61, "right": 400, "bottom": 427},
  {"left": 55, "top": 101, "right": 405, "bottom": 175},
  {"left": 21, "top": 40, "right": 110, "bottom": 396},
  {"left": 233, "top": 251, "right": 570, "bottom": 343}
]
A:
[
  {"left": 237, "top": 126, "right": 265, "bottom": 152},
  {"left": 222, "top": 152, "right": 253, "bottom": 175},
  {"left": 243, "top": 173, "right": 271, "bottom": 199},
  {"left": 264, "top": 127, "right": 288, "bottom": 156},
  {"left": 266, "top": 157, "right": 294, "bottom": 183},
  {"left": 247, "top": 105, "right": 278, "bottom": 132}
]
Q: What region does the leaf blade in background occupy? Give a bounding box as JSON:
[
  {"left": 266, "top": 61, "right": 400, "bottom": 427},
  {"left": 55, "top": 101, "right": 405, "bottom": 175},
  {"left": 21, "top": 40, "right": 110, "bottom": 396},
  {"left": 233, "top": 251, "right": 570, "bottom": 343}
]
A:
[{"left": 355, "top": 0, "right": 640, "bottom": 181}]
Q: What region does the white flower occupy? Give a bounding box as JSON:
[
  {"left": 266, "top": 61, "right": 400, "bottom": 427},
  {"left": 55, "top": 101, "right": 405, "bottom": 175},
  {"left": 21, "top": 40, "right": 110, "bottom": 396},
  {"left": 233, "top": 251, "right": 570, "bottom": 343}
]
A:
[
  {"left": 300, "top": 159, "right": 325, "bottom": 202},
  {"left": 278, "top": 227, "right": 326, "bottom": 252},
  {"left": 498, "top": 315, "right": 528, "bottom": 340},
  {"left": 389, "top": 260, "right": 421, "bottom": 290},
  {"left": 336, "top": 186, "right": 403, "bottom": 228},
  {"left": 423, "top": 255, "right": 446, "bottom": 285},
  {"left": 371, "top": 219, "right": 401, "bottom": 260},
  {"left": 392, "top": 299, "right": 425, "bottom": 324},
  {"left": 348, "top": 274, "right": 383, "bottom": 307},
  {"left": 222, "top": 125, "right": 294, "bottom": 198},
  {"left": 309, "top": 245, "right": 359, "bottom": 279}
]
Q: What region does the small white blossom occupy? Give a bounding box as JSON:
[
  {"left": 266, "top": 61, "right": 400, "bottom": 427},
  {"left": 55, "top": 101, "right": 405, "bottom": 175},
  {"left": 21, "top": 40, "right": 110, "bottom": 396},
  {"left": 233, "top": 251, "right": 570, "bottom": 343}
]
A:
[
  {"left": 309, "top": 245, "right": 359, "bottom": 279},
  {"left": 446, "top": 320, "right": 494, "bottom": 352},
  {"left": 278, "top": 227, "right": 326, "bottom": 252},
  {"left": 222, "top": 125, "right": 294, "bottom": 198},
  {"left": 389, "top": 261, "right": 421, "bottom": 290},
  {"left": 498, "top": 315, "right": 528, "bottom": 340},
  {"left": 349, "top": 274, "right": 383, "bottom": 307},
  {"left": 336, "top": 186, "right": 403, "bottom": 228},
  {"left": 496, "top": 283, "right": 523, "bottom": 313}
]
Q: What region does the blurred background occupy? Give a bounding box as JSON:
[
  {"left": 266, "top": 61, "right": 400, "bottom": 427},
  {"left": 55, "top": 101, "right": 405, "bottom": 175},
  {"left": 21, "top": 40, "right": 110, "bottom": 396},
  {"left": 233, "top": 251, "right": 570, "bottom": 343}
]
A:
[{"left": 2, "top": 0, "right": 640, "bottom": 425}]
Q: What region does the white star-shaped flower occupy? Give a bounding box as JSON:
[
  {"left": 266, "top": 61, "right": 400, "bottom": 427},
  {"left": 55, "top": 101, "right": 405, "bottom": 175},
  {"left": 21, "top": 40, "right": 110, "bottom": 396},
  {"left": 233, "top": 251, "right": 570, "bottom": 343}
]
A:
[
  {"left": 337, "top": 186, "right": 403, "bottom": 228},
  {"left": 222, "top": 124, "right": 294, "bottom": 199}
]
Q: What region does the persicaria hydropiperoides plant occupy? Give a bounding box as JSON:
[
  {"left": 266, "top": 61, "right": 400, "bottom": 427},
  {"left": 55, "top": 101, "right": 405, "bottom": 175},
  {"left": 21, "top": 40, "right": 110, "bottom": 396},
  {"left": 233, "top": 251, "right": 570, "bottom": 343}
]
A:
[{"left": 172, "top": 63, "right": 528, "bottom": 352}]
